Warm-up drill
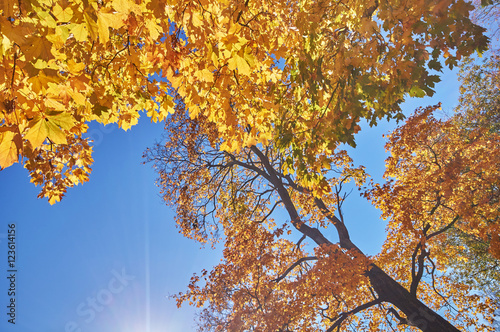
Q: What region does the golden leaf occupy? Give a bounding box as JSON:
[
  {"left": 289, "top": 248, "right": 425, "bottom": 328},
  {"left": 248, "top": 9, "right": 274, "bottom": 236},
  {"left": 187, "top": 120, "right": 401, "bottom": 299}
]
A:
[
  {"left": 84, "top": 12, "right": 99, "bottom": 41},
  {"left": 69, "top": 23, "right": 89, "bottom": 42},
  {"left": 0, "top": 130, "right": 20, "bottom": 168},
  {"left": 52, "top": 4, "right": 73, "bottom": 22},
  {"left": 24, "top": 117, "right": 49, "bottom": 149},
  {"left": 45, "top": 119, "right": 68, "bottom": 145}
]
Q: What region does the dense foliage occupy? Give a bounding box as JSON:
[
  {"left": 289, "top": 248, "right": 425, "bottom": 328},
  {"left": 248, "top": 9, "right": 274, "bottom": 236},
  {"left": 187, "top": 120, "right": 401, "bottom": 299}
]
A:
[{"left": 1, "top": 0, "right": 498, "bottom": 331}]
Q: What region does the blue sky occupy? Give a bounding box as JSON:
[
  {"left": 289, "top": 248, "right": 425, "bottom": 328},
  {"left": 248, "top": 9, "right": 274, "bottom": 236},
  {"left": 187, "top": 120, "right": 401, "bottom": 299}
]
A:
[
  {"left": 0, "top": 118, "right": 222, "bottom": 332},
  {"left": 0, "top": 65, "right": 462, "bottom": 332}
]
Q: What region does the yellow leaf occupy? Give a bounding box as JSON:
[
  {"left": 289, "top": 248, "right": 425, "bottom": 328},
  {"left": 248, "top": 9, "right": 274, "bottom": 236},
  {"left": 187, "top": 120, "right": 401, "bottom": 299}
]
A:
[
  {"left": 69, "top": 23, "right": 88, "bottom": 42},
  {"left": 245, "top": 136, "right": 257, "bottom": 147},
  {"left": 37, "top": 11, "right": 57, "bottom": 28},
  {"left": 145, "top": 19, "right": 160, "bottom": 40},
  {"left": 0, "top": 130, "right": 20, "bottom": 168},
  {"left": 228, "top": 22, "right": 241, "bottom": 35},
  {"left": 211, "top": 49, "right": 219, "bottom": 66},
  {"left": 45, "top": 98, "right": 66, "bottom": 111},
  {"left": 97, "top": 12, "right": 113, "bottom": 44},
  {"left": 196, "top": 69, "right": 214, "bottom": 82},
  {"left": 46, "top": 119, "right": 68, "bottom": 145},
  {"left": 28, "top": 71, "right": 60, "bottom": 93},
  {"left": 84, "top": 12, "right": 99, "bottom": 41},
  {"left": 112, "top": 0, "right": 133, "bottom": 13},
  {"left": 47, "top": 112, "right": 76, "bottom": 130},
  {"left": 118, "top": 113, "right": 139, "bottom": 130},
  {"left": 67, "top": 59, "right": 86, "bottom": 75},
  {"left": 228, "top": 53, "right": 251, "bottom": 76},
  {"left": 46, "top": 31, "right": 66, "bottom": 49},
  {"left": 192, "top": 11, "right": 204, "bottom": 27},
  {"left": 52, "top": 4, "right": 73, "bottom": 21},
  {"left": 49, "top": 195, "right": 61, "bottom": 205},
  {"left": 243, "top": 47, "right": 256, "bottom": 68},
  {"left": 69, "top": 90, "right": 87, "bottom": 105},
  {"left": 25, "top": 117, "right": 49, "bottom": 149}
]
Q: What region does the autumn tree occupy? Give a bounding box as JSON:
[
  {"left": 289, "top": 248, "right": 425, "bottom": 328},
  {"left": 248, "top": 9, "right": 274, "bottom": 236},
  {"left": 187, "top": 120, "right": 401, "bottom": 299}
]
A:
[
  {"left": 143, "top": 1, "right": 496, "bottom": 331},
  {"left": 434, "top": 5, "right": 500, "bottom": 324},
  {"left": 367, "top": 103, "right": 499, "bottom": 330},
  {"left": 364, "top": 44, "right": 500, "bottom": 331},
  {"left": 453, "top": 54, "right": 500, "bottom": 133},
  {"left": 445, "top": 226, "right": 500, "bottom": 329},
  {"left": 1, "top": 0, "right": 498, "bottom": 330},
  {"left": 439, "top": 51, "right": 500, "bottom": 329},
  {"left": 146, "top": 97, "right": 499, "bottom": 332}
]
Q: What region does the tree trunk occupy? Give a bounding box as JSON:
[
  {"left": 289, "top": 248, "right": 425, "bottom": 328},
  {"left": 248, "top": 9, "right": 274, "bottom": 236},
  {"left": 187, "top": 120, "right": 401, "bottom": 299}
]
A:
[{"left": 367, "top": 265, "right": 460, "bottom": 332}]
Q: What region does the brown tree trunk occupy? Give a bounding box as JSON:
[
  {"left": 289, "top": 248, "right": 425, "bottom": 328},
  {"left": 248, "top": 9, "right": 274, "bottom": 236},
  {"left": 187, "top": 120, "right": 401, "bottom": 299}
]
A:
[{"left": 367, "top": 265, "right": 460, "bottom": 332}]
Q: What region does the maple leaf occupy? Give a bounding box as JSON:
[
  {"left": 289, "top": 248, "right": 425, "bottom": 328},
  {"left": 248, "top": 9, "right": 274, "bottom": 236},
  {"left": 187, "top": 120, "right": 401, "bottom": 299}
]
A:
[
  {"left": 52, "top": 4, "right": 73, "bottom": 22},
  {"left": 24, "top": 116, "right": 49, "bottom": 149},
  {"left": 23, "top": 37, "right": 54, "bottom": 61},
  {"left": 97, "top": 11, "right": 125, "bottom": 44},
  {"left": 0, "top": 129, "right": 20, "bottom": 168},
  {"left": 68, "top": 23, "right": 89, "bottom": 42}
]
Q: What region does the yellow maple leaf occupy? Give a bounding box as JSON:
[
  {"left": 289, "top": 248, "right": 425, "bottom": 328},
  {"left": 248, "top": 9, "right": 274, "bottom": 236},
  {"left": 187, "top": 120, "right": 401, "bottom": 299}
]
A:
[
  {"left": 67, "top": 59, "right": 86, "bottom": 75},
  {"left": 44, "top": 98, "right": 66, "bottom": 111},
  {"left": 97, "top": 11, "right": 125, "bottom": 44},
  {"left": 49, "top": 194, "right": 61, "bottom": 205},
  {"left": 28, "top": 71, "right": 60, "bottom": 93},
  {"left": 195, "top": 69, "right": 214, "bottom": 82},
  {"left": 52, "top": 4, "right": 73, "bottom": 21},
  {"left": 0, "top": 130, "right": 20, "bottom": 168},
  {"left": 112, "top": 0, "right": 134, "bottom": 13},
  {"left": 24, "top": 117, "right": 49, "bottom": 149},
  {"left": 47, "top": 112, "right": 76, "bottom": 130},
  {"left": 192, "top": 11, "right": 204, "bottom": 27},
  {"left": 69, "top": 23, "right": 89, "bottom": 42},
  {"left": 46, "top": 119, "right": 68, "bottom": 145},
  {"left": 84, "top": 12, "right": 99, "bottom": 41},
  {"left": 228, "top": 53, "right": 251, "bottom": 76}
]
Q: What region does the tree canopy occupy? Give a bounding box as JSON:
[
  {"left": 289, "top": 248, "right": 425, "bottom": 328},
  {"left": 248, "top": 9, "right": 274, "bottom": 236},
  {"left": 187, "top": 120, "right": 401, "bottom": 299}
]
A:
[
  {"left": 440, "top": 51, "right": 500, "bottom": 330},
  {"left": 0, "top": 0, "right": 488, "bottom": 202},
  {"left": 1, "top": 0, "right": 499, "bottom": 331}
]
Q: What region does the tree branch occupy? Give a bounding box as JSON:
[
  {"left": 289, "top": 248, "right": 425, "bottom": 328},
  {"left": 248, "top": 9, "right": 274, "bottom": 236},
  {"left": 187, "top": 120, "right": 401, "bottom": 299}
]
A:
[
  {"left": 313, "top": 198, "right": 358, "bottom": 250},
  {"left": 410, "top": 242, "right": 428, "bottom": 297},
  {"left": 326, "top": 299, "right": 382, "bottom": 332},
  {"left": 273, "top": 256, "right": 318, "bottom": 283},
  {"left": 388, "top": 307, "right": 408, "bottom": 325},
  {"left": 250, "top": 145, "right": 332, "bottom": 246},
  {"left": 426, "top": 215, "right": 460, "bottom": 240}
]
